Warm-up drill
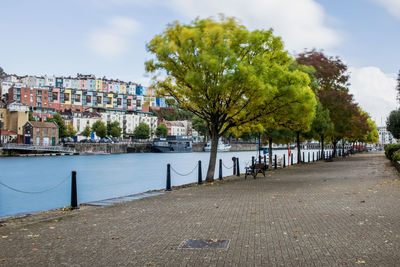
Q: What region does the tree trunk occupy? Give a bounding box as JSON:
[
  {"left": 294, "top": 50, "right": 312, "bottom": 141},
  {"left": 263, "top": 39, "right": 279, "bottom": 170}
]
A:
[
  {"left": 206, "top": 133, "right": 219, "bottom": 182},
  {"left": 296, "top": 131, "right": 301, "bottom": 163},
  {"left": 320, "top": 135, "right": 325, "bottom": 158},
  {"left": 342, "top": 139, "right": 345, "bottom": 155},
  {"left": 268, "top": 137, "right": 273, "bottom": 169},
  {"left": 332, "top": 140, "right": 337, "bottom": 157}
]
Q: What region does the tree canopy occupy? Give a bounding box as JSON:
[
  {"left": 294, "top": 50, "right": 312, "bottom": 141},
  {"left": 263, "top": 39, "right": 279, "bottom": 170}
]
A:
[
  {"left": 107, "top": 121, "right": 122, "bottom": 138},
  {"left": 155, "top": 123, "right": 168, "bottom": 137},
  {"left": 146, "top": 16, "right": 317, "bottom": 181},
  {"left": 134, "top": 122, "right": 150, "bottom": 139},
  {"left": 387, "top": 110, "right": 400, "bottom": 140},
  {"left": 82, "top": 125, "right": 92, "bottom": 138},
  {"left": 92, "top": 120, "right": 107, "bottom": 139}
]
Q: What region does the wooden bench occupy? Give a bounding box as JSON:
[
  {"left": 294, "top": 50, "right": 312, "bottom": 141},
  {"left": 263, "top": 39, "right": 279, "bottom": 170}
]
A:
[{"left": 245, "top": 163, "right": 267, "bottom": 179}]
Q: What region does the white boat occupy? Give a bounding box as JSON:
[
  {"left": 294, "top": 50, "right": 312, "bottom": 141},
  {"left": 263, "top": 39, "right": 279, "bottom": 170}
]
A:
[{"left": 204, "top": 139, "right": 231, "bottom": 152}]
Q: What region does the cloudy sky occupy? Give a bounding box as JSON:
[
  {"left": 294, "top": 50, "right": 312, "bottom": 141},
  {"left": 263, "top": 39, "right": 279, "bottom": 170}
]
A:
[{"left": 1, "top": 0, "right": 399, "bottom": 125}]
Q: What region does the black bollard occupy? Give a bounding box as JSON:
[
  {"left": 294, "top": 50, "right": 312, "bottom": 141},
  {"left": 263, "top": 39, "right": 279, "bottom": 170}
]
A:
[
  {"left": 236, "top": 157, "right": 240, "bottom": 177},
  {"left": 264, "top": 155, "right": 267, "bottom": 164},
  {"left": 313, "top": 152, "right": 315, "bottom": 162},
  {"left": 291, "top": 153, "right": 293, "bottom": 165},
  {"left": 198, "top": 160, "right": 203, "bottom": 185},
  {"left": 232, "top": 157, "right": 236, "bottom": 176},
  {"left": 219, "top": 159, "right": 223, "bottom": 180},
  {"left": 308, "top": 152, "right": 310, "bottom": 163},
  {"left": 283, "top": 154, "right": 286, "bottom": 168},
  {"left": 166, "top": 164, "right": 171, "bottom": 191},
  {"left": 71, "top": 171, "right": 79, "bottom": 209},
  {"left": 302, "top": 152, "right": 305, "bottom": 163},
  {"left": 274, "top": 154, "right": 277, "bottom": 169},
  {"left": 259, "top": 154, "right": 262, "bottom": 165},
  {"left": 252, "top": 156, "right": 255, "bottom": 167}
]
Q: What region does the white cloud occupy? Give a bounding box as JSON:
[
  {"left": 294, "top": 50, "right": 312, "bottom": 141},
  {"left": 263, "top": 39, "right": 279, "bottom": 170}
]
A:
[
  {"left": 87, "top": 16, "right": 139, "bottom": 57},
  {"left": 163, "top": 0, "right": 341, "bottom": 51},
  {"left": 349, "top": 66, "right": 397, "bottom": 126},
  {"left": 374, "top": 0, "right": 400, "bottom": 19},
  {"left": 100, "top": 0, "right": 341, "bottom": 51}
]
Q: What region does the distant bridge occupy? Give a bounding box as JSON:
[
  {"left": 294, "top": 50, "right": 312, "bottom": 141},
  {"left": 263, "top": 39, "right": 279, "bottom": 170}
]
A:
[{"left": 2, "top": 143, "right": 75, "bottom": 153}]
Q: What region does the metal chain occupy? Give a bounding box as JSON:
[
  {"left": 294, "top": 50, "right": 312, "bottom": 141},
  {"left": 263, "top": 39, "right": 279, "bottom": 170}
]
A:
[
  {"left": 222, "top": 162, "right": 233, "bottom": 169},
  {"left": 170, "top": 163, "right": 199, "bottom": 177},
  {"left": 0, "top": 175, "right": 70, "bottom": 194}
]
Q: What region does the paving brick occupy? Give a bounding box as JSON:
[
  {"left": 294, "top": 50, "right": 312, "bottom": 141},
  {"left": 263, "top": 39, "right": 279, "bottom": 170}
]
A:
[{"left": 0, "top": 152, "right": 399, "bottom": 266}]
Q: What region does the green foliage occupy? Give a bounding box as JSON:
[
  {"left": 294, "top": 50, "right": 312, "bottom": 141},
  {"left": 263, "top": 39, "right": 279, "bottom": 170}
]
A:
[
  {"left": 47, "top": 113, "right": 67, "bottom": 138},
  {"left": 107, "top": 121, "right": 122, "bottom": 137},
  {"left": 392, "top": 150, "right": 400, "bottom": 162},
  {"left": 134, "top": 122, "right": 150, "bottom": 139},
  {"left": 155, "top": 123, "right": 168, "bottom": 137},
  {"left": 0, "top": 66, "right": 5, "bottom": 76},
  {"left": 81, "top": 125, "right": 92, "bottom": 138},
  {"left": 92, "top": 120, "right": 107, "bottom": 139},
  {"left": 192, "top": 115, "right": 207, "bottom": 137},
  {"left": 65, "top": 124, "right": 77, "bottom": 137},
  {"left": 146, "top": 15, "right": 315, "bottom": 181},
  {"left": 387, "top": 110, "right": 400, "bottom": 139},
  {"left": 385, "top": 143, "right": 400, "bottom": 160},
  {"left": 28, "top": 112, "right": 36, "bottom": 122}
]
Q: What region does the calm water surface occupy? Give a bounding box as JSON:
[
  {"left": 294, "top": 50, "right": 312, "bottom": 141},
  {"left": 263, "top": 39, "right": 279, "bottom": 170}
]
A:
[{"left": 0, "top": 149, "right": 332, "bottom": 218}]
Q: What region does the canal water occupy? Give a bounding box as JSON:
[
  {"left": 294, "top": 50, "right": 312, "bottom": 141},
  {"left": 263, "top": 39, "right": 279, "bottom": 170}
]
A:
[{"left": 0, "top": 149, "right": 333, "bottom": 218}]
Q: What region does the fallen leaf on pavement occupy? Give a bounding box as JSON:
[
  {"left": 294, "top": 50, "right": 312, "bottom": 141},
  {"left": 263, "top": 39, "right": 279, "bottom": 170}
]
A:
[
  {"left": 293, "top": 229, "right": 300, "bottom": 232},
  {"left": 339, "top": 261, "right": 347, "bottom": 265},
  {"left": 32, "top": 248, "right": 39, "bottom": 251},
  {"left": 49, "top": 227, "right": 55, "bottom": 230},
  {"left": 0, "top": 258, "right": 5, "bottom": 262},
  {"left": 356, "top": 259, "right": 366, "bottom": 264},
  {"left": 1, "top": 236, "right": 8, "bottom": 239},
  {"left": 360, "top": 200, "right": 365, "bottom": 203}
]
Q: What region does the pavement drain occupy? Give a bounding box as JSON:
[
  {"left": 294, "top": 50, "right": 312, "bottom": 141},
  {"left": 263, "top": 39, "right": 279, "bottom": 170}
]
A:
[{"left": 178, "top": 239, "right": 230, "bottom": 249}]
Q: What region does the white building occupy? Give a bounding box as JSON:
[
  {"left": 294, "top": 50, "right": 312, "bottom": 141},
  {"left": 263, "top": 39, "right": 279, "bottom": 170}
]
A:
[
  {"left": 72, "top": 112, "right": 102, "bottom": 134},
  {"left": 378, "top": 126, "right": 396, "bottom": 145},
  {"left": 44, "top": 75, "right": 55, "bottom": 87},
  {"left": 99, "top": 110, "right": 157, "bottom": 137},
  {"left": 164, "top": 120, "right": 190, "bottom": 136}
]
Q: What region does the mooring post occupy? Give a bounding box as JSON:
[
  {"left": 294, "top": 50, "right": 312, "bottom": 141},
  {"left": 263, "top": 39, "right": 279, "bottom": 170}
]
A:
[
  {"left": 219, "top": 159, "right": 223, "bottom": 180},
  {"left": 198, "top": 160, "right": 203, "bottom": 185},
  {"left": 274, "top": 154, "right": 277, "bottom": 169},
  {"left": 264, "top": 155, "right": 266, "bottom": 164},
  {"left": 291, "top": 153, "right": 293, "bottom": 165},
  {"left": 252, "top": 156, "right": 255, "bottom": 167},
  {"left": 166, "top": 164, "right": 171, "bottom": 191},
  {"left": 71, "top": 171, "right": 79, "bottom": 209},
  {"left": 313, "top": 152, "right": 315, "bottom": 162},
  {"left": 259, "top": 154, "right": 262, "bottom": 164},
  {"left": 308, "top": 152, "right": 310, "bottom": 163},
  {"left": 302, "top": 152, "right": 305, "bottom": 163},
  {"left": 283, "top": 154, "right": 286, "bottom": 168},
  {"left": 236, "top": 157, "right": 240, "bottom": 176},
  {"left": 232, "top": 157, "right": 236, "bottom": 176}
]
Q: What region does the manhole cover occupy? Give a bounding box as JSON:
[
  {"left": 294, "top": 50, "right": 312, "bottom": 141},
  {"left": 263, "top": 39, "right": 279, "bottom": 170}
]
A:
[{"left": 178, "top": 239, "right": 230, "bottom": 249}]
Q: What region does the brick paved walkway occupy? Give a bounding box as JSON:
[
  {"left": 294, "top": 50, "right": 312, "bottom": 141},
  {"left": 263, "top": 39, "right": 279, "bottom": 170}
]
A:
[{"left": 1, "top": 152, "right": 399, "bottom": 266}]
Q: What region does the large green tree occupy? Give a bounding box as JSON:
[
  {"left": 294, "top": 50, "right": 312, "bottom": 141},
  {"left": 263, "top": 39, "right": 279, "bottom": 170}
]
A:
[
  {"left": 82, "top": 125, "right": 92, "bottom": 138},
  {"left": 92, "top": 120, "right": 107, "bottom": 139},
  {"left": 146, "top": 16, "right": 315, "bottom": 181},
  {"left": 134, "top": 122, "right": 151, "bottom": 139},
  {"left": 107, "top": 121, "right": 122, "bottom": 138},
  {"left": 155, "top": 123, "right": 168, "bottom": 137}
]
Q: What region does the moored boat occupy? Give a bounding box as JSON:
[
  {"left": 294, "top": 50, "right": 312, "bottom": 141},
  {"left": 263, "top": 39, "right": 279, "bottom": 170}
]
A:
[
  {"left": 152, "top": 135, "right": 192, "bottom": 153},
  {"left": 204, "top": 139, "right": 231, "bottom": 152}
]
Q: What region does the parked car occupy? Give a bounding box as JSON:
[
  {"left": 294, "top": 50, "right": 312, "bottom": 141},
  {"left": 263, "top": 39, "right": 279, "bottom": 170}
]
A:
[
  {"left": 111, "top": 137, "right": 120, "bottom": 143},
  {"left": 99, "top": 138, "right": 112, "bottom": 143},
  {"left": 79, "top": 139, "right": 89, "bottom": 143}
]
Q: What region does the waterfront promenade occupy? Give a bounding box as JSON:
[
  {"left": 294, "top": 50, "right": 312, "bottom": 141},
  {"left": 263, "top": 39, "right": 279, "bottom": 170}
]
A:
[{"left": 0, "top": 152, "right": 399, "bottom": 266}]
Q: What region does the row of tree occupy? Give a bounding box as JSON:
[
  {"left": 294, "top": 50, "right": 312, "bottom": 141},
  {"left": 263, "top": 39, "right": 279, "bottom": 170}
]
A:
[{"left": 145, "top": 16, "right": 379, "bottom": 182}]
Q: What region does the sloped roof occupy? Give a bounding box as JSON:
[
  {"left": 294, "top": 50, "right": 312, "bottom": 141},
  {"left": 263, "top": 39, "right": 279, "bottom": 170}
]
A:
[{"left": 27, "top": 121, "right": 58, "bottom": 128}]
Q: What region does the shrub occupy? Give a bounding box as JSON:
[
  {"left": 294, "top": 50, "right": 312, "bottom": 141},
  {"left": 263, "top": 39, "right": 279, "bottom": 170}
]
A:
[
  {"left": 384, "top": 143, "right": 400, "bottom": 160},
  {"left": 392, "top": 150, "right": 400, "bottom": 162}
]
